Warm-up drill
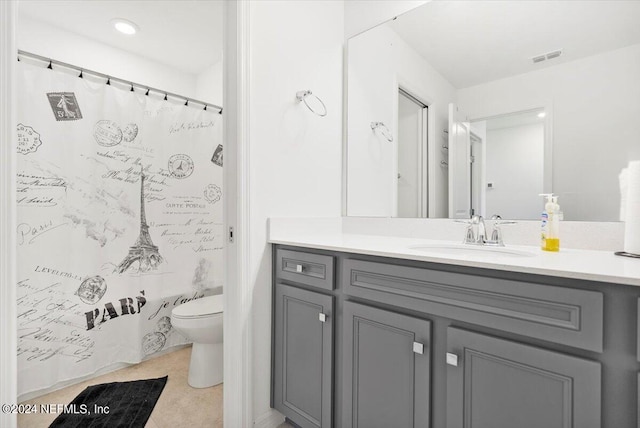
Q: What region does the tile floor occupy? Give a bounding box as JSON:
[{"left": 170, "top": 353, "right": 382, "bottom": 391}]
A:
[{"left": 18, "top": 346, "right": 222, "bottom": 428}]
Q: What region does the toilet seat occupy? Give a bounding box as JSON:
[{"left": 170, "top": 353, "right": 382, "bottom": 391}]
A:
[{"left": 172, "top": 294, "right": 223, "bottom": 319}]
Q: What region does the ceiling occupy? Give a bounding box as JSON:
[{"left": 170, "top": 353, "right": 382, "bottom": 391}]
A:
[
  {"left": 388, "top": 0, "right": 640, "bottom": 89},
  {"left": 18, "top": 0, "right": 223, "bottom": 75}
]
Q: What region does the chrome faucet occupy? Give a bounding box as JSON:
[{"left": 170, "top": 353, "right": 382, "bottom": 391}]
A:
[
  {"left": 461, "top": 214, "right": 513, "bottom": 246},
  {"left": 462, "top": 215, "right": 487, "bottom": 245},
  {"left": 487, "top": 215, "right": 505, "bottom": 246}
]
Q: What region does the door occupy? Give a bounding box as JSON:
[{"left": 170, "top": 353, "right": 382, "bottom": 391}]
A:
[
  {"left": 343, "top": 301, "right": 431, "bottom": 428},
  {"left": 274, "top": 283, "right": 333, "bottom": 428},
  {"left": 446, "top": 327, "right": 601, "bottom": 428},
  {"left": 397, "top": 89, "right": 428, "bottom": 218},
  {"left": 448, "top": 103, "right": 471, "bottom": 218},
  {"left": 470, "top": 132, "right": 484, "bottom": 217}
]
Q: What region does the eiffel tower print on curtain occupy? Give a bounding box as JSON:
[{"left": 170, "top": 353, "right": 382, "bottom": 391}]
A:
[{"left": 115, "top": 172, "right": 164, "bottom": 274}]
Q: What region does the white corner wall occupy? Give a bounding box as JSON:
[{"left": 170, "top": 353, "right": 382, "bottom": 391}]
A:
[
  {"left": 347, "top": 24, "right": 456, "bottom": 217},
  {"left": 248, "top": 1, "right": 344, "bottom": 425},
  {"left": 458, "top": 43, "right": 640, "bottom": 221},
  {"left": 344, "top": 0, "right": 429, "bottom": 39},
  {"left": 17, "top": 17, "right": 199, "bottom": 100}
]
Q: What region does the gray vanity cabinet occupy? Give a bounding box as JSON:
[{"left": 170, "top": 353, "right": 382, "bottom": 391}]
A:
[
  {"left": 446, "top": 327, "right": 601, "bottom": 428},
  {"left": 273, "top": 283, "right": 334, "bottom": 428},
  {"left": 342, "top": 301, "right": 431, "bottom": 428},
  {"left": 271, "top": 246, "right": 638, "bottom": 427}
]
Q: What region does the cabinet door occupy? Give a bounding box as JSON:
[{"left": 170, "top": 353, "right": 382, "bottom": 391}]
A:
[
  {"left": 446, "top": 327, "right": 601, "bottom": 428},
  {"left": 274, "top": 283, "right": 333, "bottom": 428},
  {"left": 343, "top": 301, "right": 431, "bottom": 428}
]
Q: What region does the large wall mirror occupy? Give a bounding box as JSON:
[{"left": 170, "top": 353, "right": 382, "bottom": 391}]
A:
[{"left": 346, "top": 0, "right": 640, "bottom": 221}]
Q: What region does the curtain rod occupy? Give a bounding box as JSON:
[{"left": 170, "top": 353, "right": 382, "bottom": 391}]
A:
[{"left": 17, "top": 50, "right": 223, "bottom": 114}]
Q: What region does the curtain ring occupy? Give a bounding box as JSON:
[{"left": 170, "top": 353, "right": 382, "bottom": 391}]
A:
[
  {"left": 296, "top": 90, "right": 327, "bottom": 117},
  {"left": 370, "top": 122, "right": 393, "bottom": 142}
]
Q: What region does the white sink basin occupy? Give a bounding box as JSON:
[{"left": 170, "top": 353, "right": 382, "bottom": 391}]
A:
[{"left": 409, "top": 243, "right": 536, "bottom": 258}]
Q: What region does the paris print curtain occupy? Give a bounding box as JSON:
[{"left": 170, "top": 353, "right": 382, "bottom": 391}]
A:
[{"left": 16, "top": 60, "right": 223, "bottom": 396}]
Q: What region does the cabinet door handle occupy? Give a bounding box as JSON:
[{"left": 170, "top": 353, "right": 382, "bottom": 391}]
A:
[
  {"left": 319, "top": 313, "right": 327, "bottom": 323},
  {"left": 295, "top": 264, "right": 304, "bottom": 273},
  {"left": 413, "top": 342, "right": 424, "bottom": 355},
  {"left": 446, "top": 352, "right": 459, "bottom": 367}
]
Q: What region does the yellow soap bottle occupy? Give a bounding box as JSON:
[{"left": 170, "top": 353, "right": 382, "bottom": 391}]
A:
[{"left": 540, "top": 194, "right": 560, "bottom": 252}]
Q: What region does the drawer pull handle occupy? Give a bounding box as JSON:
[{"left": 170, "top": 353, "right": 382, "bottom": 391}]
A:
[
  {"left": 295, "top": 264, "right": 304, "bottom": 273},
  {"left": 319, "top": 313, "right": 327, "bottom": 323},
  {"left": 446, "top": 352, "right": 459, "bottom": 367},
  {"left": 413, "top": 342, "right": 424, "bottom": 355}
]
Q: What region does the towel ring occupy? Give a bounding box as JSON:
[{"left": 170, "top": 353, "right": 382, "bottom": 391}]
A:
[
  {"left": 296, "top": 90, "right": 327, "bottom": 117},
  {"left": 370, "top": 122, "right": 393, "bottom": 142}
]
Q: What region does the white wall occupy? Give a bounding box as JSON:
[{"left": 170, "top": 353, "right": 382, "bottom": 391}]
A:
[
  {"left": 347, "top": 24, "right": 456, "bottom": 217},
  {"left": 344, "top": 0, "right": 428, "bottom": 39},
  {"left": 485, "top": 123, "right": 544, "bottom": 219},
  {"left": 248, "top": 1, "right": 344, "bottom": 425},
  {"left": 458, "top": 43, "right": 640, "bottom": 221},
  {"left": 196, "top": 59, "right": 223, "bottom": 107},
  {"left": 17, "top": 17, "right": 200, "bottom": 100}
]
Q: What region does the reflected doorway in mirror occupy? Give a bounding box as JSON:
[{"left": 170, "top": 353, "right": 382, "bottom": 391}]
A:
[{"left": 397, "top": 89, "right": 428, "bottom": 218}]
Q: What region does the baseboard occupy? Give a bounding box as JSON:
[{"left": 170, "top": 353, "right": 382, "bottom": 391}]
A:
[{"left": 254, "top": 408, "right": 285, "bottom": 428}]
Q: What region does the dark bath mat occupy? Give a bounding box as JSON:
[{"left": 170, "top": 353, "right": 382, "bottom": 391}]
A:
[{"left": 49, "top": 376, "right": 168, "bottom": 428}]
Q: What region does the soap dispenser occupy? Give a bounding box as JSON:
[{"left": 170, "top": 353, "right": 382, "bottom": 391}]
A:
[{"left": 540, "top": 194, "right": 560, "bottom": 252}]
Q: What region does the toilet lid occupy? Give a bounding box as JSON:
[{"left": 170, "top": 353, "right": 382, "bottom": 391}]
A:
[{"left": 172, "top": 294, "right": 223, "bottom": 319}]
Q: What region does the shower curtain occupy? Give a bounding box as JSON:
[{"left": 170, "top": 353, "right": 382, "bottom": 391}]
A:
[{"left": 15, "top": 60, "right": 223, "bottom": 396}]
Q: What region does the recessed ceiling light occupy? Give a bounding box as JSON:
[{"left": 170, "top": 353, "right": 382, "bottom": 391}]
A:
[
  {"left": 538, "top": 112, "right": 546, "bottom": 118},
  {"left": 111, "top": 18, "right": 139, "bottom": 35}
]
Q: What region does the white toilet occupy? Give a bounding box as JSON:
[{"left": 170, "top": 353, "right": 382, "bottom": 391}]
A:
[{"left": 171, "top": 294, "right": 223, "bottom": 388}]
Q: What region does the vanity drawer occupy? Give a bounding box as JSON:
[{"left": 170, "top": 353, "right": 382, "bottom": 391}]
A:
[
  {"left": 276, "top": 249, "right": 335, "bottom": 290},
  {"left": 343, "top": 259, "right": 603, "bottom": 352}
]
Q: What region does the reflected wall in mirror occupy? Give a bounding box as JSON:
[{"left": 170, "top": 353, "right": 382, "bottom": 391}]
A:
[
  {"left": 466, "top": 108, "right": 548, "bottom": 220},
  {"left": 346, "top": 0, "right": 640, "bottom": 221}
]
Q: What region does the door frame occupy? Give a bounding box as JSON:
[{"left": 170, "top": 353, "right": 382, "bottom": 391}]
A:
[
  {"left": 395, "top": 78, "right": 433, "bottom": 218},
  {"left": 223, "top": 1, "right": 253, "bottom": 426},
  {"left": 469, "top": 131, "right": 485, "bottom": 217},
  {"left": 397, "top": 88, "right": 428, "bottom": 218},
  {"left": 448, "top": 103, "right": 472, "bottom": 219},
  {"left": 0, "top": 2, "right": 18, "bottom": 428}
]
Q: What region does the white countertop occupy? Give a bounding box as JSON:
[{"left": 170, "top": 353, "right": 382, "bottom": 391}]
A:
[{"left": 268, "top": 224, "right": 640, "bottom": 287}]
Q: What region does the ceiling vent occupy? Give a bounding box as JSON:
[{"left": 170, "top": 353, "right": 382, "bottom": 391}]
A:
[
  {"left": 546, "top": 50, "right": 562, "bottom": 60},
  {"left": 531, "top": 49, "right": 563, "bottom": 64}
]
